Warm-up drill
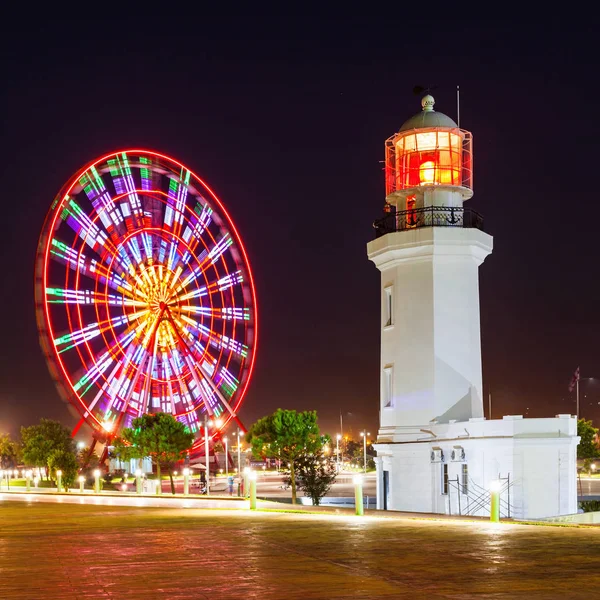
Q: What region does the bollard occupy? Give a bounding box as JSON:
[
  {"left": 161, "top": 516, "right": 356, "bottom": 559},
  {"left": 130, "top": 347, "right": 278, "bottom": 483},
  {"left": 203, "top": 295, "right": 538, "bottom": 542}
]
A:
[
  {"left": 489, "top": 480, "right": 501, "bottom": 523},
  {"left": 94, "top": 469, "right": 101, "bottom": 494},
  {"left": 26, "top": 471, "right": 32, "bottom": 492},
  {"left": 249, "top": 471, "right": 257, "bottom": 510},
  {"left": 183, "top": 468, "right": 190, "bottom": 496},
  {"left": 136, "top": 469, "right": 142, "bottom": 495},
  {"left": 79, "top": 475, "right": 85, "bottom": 493},
  {"left": 243, "top": 467, "right": 250, "bottom": 499},
  {"left": 354, "top": 474, "right": 364, "bottom": 516},
  {"left": 56, "top": 470, "right": 63, "bottom": 493}
]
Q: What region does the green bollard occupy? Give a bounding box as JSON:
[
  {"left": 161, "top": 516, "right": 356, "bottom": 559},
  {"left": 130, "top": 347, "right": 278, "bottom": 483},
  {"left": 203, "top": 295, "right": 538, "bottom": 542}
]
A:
[
  {"left": 79, "top": 476, "right": 85, "bottom": 493},
  {"left": 354, "top": 475, "right": 364, "bottom": 516},
  {"left": 56, "top": 470, "right": 63, "bottom": 493},
  {"left": 94, "top": 469, "right": 101, "bottom": 494},
  {"left": 249, "top": 472, "right": 257, "bottom": 510},
  {"left": 136, "top": 470, "right": 142, "bottom": 495},
  {"left": 26, "top": 471, "right": 31, "bottom": 492},
  {"left": 490, "top": 481, "right": 501, "bottom": 523}
]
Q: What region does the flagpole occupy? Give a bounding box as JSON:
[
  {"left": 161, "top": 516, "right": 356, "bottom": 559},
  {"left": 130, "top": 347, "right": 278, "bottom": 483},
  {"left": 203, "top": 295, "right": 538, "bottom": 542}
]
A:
[
  {"left": 577, "top": 377, "right": 579, "bottom": 420},
  {"left": 488, "top": 391, "right": 492, "bottom": 420}
]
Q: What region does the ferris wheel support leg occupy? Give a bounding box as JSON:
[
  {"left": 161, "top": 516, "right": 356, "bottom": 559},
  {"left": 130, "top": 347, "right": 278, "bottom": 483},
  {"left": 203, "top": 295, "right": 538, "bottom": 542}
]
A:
[
  {"left": 72, "top": 417, "right": 86, "bottom": 438},
  {"left": 99, "top": 444, "right": 110, "bottom": 470}
]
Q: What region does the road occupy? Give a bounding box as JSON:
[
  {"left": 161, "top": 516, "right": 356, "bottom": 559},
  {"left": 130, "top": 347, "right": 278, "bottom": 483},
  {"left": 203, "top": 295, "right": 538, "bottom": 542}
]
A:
[
  {"left": 578, "top": 477, "right": 600, "bottom": 497},
  {"left": 158, "top": 470, "right": 377, "bottom": 499},
  {"left": 153, "top": 472, "right": 600, "bottom": 500}
]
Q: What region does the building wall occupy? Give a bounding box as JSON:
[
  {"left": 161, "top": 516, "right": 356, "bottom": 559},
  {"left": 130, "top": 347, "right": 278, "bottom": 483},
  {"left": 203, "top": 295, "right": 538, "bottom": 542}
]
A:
[
  {"left": 374, "top": 415, "right": 579, "bottom": 519},
  {"left": 368, "top": 227, "right": 493, "bottom": 431}
]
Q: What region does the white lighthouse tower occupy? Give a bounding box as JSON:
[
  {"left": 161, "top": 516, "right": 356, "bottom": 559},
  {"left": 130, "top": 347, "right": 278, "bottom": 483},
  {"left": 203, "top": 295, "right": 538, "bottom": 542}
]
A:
[{"left": 369, "top": 95, "right": 579, "bottom": 519}]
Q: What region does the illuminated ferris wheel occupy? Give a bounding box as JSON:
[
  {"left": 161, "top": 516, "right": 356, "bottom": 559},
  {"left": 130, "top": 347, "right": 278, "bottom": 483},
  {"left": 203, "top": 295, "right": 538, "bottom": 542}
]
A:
[{"left": 35, "top": 150, "right": 257, "bottom": 446}]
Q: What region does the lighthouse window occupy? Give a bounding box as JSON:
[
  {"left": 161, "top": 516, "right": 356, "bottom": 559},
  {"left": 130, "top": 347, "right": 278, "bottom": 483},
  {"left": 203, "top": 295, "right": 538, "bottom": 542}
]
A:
[
  {"left": 384, "top": 286, "right": 393, "bottom": 328},
  {"left": 383, "top": 365, "right": 393, "bottom": 407}
]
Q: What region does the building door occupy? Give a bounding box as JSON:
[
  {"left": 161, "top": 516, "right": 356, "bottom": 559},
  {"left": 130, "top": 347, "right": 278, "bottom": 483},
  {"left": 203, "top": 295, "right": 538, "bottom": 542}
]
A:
[{"left": 383, "top": 470, "right": 389, "bottom": 510}]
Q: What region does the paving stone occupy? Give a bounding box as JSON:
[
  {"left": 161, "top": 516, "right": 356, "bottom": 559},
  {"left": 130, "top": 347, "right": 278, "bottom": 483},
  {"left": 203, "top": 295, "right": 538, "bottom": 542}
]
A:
[{"left": 0, "top": 501, "right": 599, "bottom": 599}]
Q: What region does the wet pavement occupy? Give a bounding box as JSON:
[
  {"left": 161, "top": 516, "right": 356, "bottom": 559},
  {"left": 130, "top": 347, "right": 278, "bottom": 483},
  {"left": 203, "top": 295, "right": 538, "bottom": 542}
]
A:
[{"left": 0, "top": 500, "right": 599, "bottom": 599}]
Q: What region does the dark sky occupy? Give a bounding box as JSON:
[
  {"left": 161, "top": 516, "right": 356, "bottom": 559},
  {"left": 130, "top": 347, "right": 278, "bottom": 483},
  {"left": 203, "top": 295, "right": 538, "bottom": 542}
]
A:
[{"left": 2, "top": 13, "right": 599, "bottom": 440}]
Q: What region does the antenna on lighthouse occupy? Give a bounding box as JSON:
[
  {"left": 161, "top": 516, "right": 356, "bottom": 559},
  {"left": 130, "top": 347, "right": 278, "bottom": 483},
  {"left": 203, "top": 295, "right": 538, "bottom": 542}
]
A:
[{"left": 457, "top": 85, "right": 460, "bottom": 128}]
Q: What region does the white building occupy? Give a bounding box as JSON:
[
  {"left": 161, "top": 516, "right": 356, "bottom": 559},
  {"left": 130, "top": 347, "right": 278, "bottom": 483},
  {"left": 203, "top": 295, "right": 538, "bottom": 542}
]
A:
[{"left": 368, "top": 96, "right": 578, "bottom": 519}]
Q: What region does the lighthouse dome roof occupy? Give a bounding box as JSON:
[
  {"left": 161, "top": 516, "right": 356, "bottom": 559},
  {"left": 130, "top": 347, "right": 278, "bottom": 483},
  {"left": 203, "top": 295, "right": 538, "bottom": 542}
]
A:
[{"left": 398, "top": 95, "right": 458, "bottom": 132}]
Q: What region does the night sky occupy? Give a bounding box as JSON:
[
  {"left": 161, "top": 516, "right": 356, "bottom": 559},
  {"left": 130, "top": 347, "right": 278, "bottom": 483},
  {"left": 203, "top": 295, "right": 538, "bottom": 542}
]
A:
[{"left": 2, "top": 13, "right": 599, "bottom": 441}]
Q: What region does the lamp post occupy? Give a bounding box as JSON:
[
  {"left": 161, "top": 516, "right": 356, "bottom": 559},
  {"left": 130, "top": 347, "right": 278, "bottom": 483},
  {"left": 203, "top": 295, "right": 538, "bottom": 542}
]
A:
[
  {"left": 224, "top": 436, "right": 229, "bottom": 479},
  {"left": 56, "top": 470, "right": 62, "bottom": 493},
  {"left": 336, "top": 434, "right": 341, "bottom": 471},
  {"left": 79, "top": 475, "right": 85, "bottom": 493},
  {"left": 249, "top": 470, "right": 257, "bottom": 510},
  {"left": 93, "top": 469, "right": 101, "bottom": 494},
  {"left": 237, "top": 430, "right": 242, "bottom": 476},
  {"left": 204, "top": 416, "right": 211, "bottom": 496},
  {"left": 183, "top": 467, "right": 190, "bottom": 496},
  {"left": 360, "top": 430, "right": 370, "bottom": 473},
  {"left": 354, "top": 474, "right": 364, "bottom": 516}
]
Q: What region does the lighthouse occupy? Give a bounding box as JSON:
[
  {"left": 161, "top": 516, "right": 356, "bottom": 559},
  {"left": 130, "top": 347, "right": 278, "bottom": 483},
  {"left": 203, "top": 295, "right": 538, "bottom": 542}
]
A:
[{"left": 369, "top": 95, "right": 579, "bottom": 519}]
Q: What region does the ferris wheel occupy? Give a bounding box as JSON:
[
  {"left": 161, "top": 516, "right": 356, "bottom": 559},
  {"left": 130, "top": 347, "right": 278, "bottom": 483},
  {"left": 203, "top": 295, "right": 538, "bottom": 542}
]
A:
[{"left": 35, "top": 149, "right": 257, "bottom": 447}]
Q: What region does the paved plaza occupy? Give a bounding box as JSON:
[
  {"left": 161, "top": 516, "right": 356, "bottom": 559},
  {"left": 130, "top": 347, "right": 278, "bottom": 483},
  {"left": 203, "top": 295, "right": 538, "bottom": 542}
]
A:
[{"left": 1, "top": 500, "right": 599, "bottom": 599}]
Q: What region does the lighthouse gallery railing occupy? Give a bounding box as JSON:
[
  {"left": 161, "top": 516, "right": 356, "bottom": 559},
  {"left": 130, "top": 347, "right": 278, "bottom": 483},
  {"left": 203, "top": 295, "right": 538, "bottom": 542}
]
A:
[{"left": 373, "top": 206, "right": 484, "bottom": 238}]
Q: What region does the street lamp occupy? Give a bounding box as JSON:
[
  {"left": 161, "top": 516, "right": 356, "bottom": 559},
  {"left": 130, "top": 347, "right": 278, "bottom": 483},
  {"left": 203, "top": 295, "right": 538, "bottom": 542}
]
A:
[
  {"left": 360, "top": 430, "right": 370, "bottom": 473},
  {"left": 237, "top": 429, "right": 242, "bottom": 475},
  {"left": 336, "top": 434, "right": 342, "bottom": 471},
  {"left": 224, "top": 436, "right": 229, "bottom": 478},
  {"left": 204, "top": 416, "right": 211, "bottom": 496}
]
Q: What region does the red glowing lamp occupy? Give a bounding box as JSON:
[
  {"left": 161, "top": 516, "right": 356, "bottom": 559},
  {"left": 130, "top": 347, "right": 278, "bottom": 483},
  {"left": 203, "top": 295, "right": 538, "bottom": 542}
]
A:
[{"left": 385, "top": 95, "right": 473, "bottom": 200}]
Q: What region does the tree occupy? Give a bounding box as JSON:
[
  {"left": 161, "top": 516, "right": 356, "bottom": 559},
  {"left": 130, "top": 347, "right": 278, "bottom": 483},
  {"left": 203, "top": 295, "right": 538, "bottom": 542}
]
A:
[
  {"left": 246, "top": 409, "right": 326, "bottom": 504},
  {"left": 77, "top": 446, "right": 100, "bottom": 471},
  {"left": 113, "top": 413, "right": 194, "bottom": 494},
  {"left": 20, "top": 419, "right": 74, "bottom": 476},
  {"left": 287, "top": 451, "right": 337, "bottom": 506},
  {"left": 47, "top": 449, "right": 79, "bottom": 490},
  {"left": 577, "top": 419, "right": 600, "bottom": 460},
  {"left": 0, "top": 433, "right": 20, "bottom": 470}
]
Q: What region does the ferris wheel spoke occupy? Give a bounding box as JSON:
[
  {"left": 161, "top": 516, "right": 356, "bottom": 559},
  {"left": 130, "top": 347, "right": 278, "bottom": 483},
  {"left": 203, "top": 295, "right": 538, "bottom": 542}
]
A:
[
  {"left": 107, "top": 153, "right": 144, "bottom": 230},
  {"left": 163, "top": 169, "right": 191, "bottom": 239},
  {"left": 176, "top": 312, "right": 248, "bottom": 359},
  {"left": 53, "top": 309, "right": 149, "bottom": 353},
  {"left": 45, "top": 286, "right": 146, "bottom": 308},
  {"left": 49, "top": 238, "right": 137, "bottom": 299},
  {"left": 174, "top": 234, "right": 234, "bottom": 296},
  {"left": 79, "top": 165, "right": 128, "bottom": 245},
  {"left": 181, "top": 202, "right": 213, "bottom": 254},
  {"left": 179, "top": 305, "right": 249, "bottom": 321}
]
